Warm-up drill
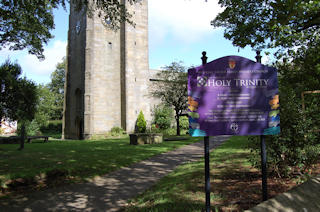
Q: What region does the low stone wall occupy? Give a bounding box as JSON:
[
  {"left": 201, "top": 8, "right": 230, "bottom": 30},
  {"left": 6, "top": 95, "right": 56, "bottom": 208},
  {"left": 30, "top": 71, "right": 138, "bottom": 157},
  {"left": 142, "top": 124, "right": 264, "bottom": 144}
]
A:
[
  {"left": 129, "top": 133, "right": 163, "bottom": 145},
  {"left": 246, "top": 175, "right": 320, "bottom": 212}
]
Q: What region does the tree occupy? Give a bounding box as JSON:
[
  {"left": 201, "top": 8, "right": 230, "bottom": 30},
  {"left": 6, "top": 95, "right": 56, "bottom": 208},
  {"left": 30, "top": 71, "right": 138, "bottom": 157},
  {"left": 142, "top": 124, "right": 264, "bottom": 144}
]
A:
[
  {"left": 212, "top": 0, "right": 320, "bottom": 176},
  {"left": 152, "top": 105, "right": 173, "bottom": 130},
  {"left": 0, "top": 0, "right": 140, "bottom": 59},
  {"left": 49, "top": 57, "right": 65, "bottom": 95},
  {"left": 31, "top": 57, "right": 65, "bottom": 130},
  {"left": 150, "top": 62, "right": 188, "bottom": 136},
  {"left": 211, "top": 0, "right": 320, "bottom": 58},
  {"left": 247, "top": 58, "right": 320, "bottom": 177},
  {"left": 0, "top": 59, "right": 38, "bottom": 150},
  {"left": 48, "top": 57, "right": 66, "bottom": 120},
  {"left": 136, "top": 110, "right": 147, "bottom": 133},
  {"left": 24, "top": 57, "right": 65, "bottom": 138},
  {"left": 36, "top": 84, "right": 57, "bottom": 125}
]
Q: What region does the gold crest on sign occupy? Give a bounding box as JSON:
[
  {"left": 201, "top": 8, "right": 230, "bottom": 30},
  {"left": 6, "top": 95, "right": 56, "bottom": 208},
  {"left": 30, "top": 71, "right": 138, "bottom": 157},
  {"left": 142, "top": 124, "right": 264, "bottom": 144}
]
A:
[{"left": 229, "top": 59, "right": 236, "bottom": 69}]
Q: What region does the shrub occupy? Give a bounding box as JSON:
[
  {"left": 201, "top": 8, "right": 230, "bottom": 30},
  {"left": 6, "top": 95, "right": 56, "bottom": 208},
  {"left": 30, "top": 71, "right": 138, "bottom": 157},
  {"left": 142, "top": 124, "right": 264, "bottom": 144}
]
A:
[
  {"left": 163, "top": 128, "right": 176, "bottom": 135},
  {"left": 17, "top": 120, "right": 41, "bottom": 136},
  {"left": 179, "top": 116, "right": 189, "bottom": 131},
  {"left": 247, "top": 83, "right": 320, "bottom": 177},
  {"left": 136, "top": 111, "right": 147, "bottom": 133},
  {"left": 109, "top": 126, "right": 126, "bottom": 137},
  {"left": 152, "top": 105, "right": 173, "bottom": 130},
  {"left": 40, "top": 120, "right": 62, "bottom": 134},
  {"left": 151, "top": 124, "right": 159, "bottom": 133},
  {"left": 304, "top": 145, "right": 320, "bottom": 170}
]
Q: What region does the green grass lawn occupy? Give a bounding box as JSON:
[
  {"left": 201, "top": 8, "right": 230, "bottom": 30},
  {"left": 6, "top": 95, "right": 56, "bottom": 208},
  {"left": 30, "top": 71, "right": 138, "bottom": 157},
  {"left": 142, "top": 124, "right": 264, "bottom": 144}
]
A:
[
  {"left": 124, "top": 136, "right": 252, "bottom": 212},
  {"left": 0, "top": 136, "right": 201, "bottom": 190}
]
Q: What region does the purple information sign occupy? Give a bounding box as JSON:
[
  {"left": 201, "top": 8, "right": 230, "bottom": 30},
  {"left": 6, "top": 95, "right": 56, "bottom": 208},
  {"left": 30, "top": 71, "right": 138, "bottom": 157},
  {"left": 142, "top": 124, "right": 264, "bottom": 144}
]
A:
[{"left": 188, "top": 56, "right": 280, "bottom": 136}]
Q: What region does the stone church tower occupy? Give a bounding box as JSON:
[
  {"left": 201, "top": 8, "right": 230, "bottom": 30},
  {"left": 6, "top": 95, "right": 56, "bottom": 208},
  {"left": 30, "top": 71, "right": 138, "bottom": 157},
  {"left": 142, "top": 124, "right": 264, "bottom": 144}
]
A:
[{"left": 63, "top": 0, "right": 151, "bottom": 139}]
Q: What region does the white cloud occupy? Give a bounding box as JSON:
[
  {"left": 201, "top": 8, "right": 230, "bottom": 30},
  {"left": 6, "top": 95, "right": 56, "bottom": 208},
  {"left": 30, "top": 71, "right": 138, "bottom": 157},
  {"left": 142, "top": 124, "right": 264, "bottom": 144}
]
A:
[
  {"left": 0, "top": 40, "right": 67, "bottom": 84},
  {"left": 20, "top": 40, "right": 67, "bottom": 76},
  {"left": 0, "top": 48, "right": 14, "bottom": 58},
  {"left": 0, "top": 47, "right": 25, "bottom": 62},
  {"left": 149, "top": 0, "right": 222, "bottom": 45}
]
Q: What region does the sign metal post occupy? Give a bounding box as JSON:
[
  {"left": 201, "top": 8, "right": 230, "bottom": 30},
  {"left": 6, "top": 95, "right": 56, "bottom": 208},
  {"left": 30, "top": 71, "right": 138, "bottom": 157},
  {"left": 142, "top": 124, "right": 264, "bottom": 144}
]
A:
[
  {"left": 256, "top": 51, "right": 268, "bottom": 201},
  {"left": 204, "top": 136, "right": 210, "bottom": 212},
  {"left": 260, "top": 135, "right": 268, "bottom": 200},
  {"left": 202, "top": 51, "right": 211, "bottom": 212}
]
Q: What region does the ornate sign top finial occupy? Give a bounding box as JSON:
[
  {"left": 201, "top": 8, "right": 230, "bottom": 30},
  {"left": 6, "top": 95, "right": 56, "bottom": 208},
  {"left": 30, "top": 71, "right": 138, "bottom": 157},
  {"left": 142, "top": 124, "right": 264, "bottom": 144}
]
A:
[
  {"left": 255, "top": 50, "right": 262, "bottom": 63},
  {"left": 201, "top": 51, "right": 208, "bottom": 65}
]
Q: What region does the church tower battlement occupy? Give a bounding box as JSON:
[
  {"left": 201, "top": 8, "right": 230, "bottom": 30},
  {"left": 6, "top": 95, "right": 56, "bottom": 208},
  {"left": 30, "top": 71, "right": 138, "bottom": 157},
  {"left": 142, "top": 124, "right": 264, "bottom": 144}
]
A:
[{"left": 63, "top": 1, "right": 151, "bottom": 139}]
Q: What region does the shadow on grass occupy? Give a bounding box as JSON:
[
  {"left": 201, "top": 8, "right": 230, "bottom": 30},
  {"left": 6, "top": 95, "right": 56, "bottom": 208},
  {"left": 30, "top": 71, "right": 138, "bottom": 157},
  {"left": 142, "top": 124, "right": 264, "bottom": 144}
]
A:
[
  {"left": 124, "top": 200, "right": 212, "bottom": 212},
  {"left": 0, "top": 137, "right": 200, "bottom": 195},
  {"left": 0, "top": 138, "right": 209, "bottom": 211},
  {"left": 0, "top": 179, "right": 214, "bottom": 212},
  {"left": 123, "top": 136, "right": 269, "bottom": 211}
]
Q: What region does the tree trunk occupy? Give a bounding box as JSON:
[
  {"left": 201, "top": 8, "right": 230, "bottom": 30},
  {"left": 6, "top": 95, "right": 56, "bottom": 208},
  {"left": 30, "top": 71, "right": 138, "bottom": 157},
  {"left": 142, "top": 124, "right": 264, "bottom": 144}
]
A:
[
  {"left": 19, "top": 123, "right": 25, "bottom": 150},
  {"left": 176, "top": 114, "right": 180, "bottom": 136}
]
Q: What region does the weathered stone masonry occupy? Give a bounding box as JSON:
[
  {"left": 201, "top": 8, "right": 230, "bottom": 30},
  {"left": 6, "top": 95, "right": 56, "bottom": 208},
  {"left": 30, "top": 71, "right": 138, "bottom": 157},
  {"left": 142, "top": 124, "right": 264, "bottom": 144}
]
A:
[{"left": 63, "top": 1, "right": 153, "bottom": 139}]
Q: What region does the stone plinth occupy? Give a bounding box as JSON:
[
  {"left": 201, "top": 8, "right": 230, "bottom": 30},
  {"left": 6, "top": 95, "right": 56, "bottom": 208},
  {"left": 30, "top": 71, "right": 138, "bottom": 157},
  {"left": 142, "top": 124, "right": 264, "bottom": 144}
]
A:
[{"left": 129, "top": 133, "right": 163, "bottom": 145}]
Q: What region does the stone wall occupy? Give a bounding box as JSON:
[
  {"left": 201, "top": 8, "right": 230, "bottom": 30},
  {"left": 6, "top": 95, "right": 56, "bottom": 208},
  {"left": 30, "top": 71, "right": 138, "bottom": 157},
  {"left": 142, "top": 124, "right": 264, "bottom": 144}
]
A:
[
  {"left": 125, "top": 0, "right": 151, "bottom": 132},
  {"left": 62, "top": 4, "right": 86, "bottom": 139},
  {"left": 64, "top": 0, "right": 156, "bottom": 139},
  {"left": 84, "top": 12, "right": 122, "bottom": 138}
]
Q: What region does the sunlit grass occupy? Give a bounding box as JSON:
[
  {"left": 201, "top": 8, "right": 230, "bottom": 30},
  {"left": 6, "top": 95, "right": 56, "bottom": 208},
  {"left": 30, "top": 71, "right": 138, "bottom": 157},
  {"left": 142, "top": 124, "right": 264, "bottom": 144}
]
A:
[
  {"left": 125, "top": 136, "right": 251, "bottom": 212},
  {"left": 0, "top": 137, "right": 201, "bottom": 189}
]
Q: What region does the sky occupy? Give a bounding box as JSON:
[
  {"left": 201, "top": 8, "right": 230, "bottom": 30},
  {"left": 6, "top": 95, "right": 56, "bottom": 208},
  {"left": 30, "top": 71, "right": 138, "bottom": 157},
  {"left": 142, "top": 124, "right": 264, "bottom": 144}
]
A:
[{"left": 0, "top": 0, "right": 269, "bottom": 85}]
